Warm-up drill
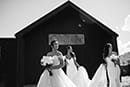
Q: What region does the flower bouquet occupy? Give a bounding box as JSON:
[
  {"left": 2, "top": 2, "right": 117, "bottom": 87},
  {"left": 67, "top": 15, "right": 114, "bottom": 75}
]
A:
[
  {"left": 110, "top": 54, "right": 119, "bottom": 65},
  {"left": 41, "top": 56, "right": 54, "bottom": 76}
]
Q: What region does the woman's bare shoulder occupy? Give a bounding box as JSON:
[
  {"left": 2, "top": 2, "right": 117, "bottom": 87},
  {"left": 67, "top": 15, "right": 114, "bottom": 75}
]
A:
[
  {"left": 57, "top": 51, "right": 63, "bottom": 56},
  {"left": 47, "top": 52, "right": 53, "bottom": 56}
]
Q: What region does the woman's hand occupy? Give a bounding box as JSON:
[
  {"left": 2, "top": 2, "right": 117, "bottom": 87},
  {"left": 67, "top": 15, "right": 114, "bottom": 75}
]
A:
[
  {"left": 47, "top": 68, "right": 53, "bottom": 76},
  {"left": 40, "top": 61, "right": 44, "bottom": 66},
  {"left": 45, "top": 64, "right": 53, "bottom": 76}
]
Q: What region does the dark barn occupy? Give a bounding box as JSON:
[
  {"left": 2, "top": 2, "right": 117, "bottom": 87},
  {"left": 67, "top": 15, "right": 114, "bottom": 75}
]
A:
[
  {"left": 0, "top": 38, "right": 17, "bottom": 87},
  {"left": 0, "top": 1, "right": 119, "bottom": 87}
]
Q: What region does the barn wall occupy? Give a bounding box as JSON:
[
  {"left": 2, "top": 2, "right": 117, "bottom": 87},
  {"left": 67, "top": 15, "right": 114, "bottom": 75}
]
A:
[{"left": 0, "top": 38, "right": 17, "bottom": 87}]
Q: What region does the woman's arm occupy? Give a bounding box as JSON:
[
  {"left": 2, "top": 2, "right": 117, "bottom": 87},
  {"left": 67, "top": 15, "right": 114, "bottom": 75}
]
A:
[
  {"left": 64, "top": 57, "right": 69, "bottom": 65},
  {"left": 71, "top": 52, "right": 80, "bottom": 68},
  {"left": 73, "top": 57, "right": 80, "bottom": 69}
]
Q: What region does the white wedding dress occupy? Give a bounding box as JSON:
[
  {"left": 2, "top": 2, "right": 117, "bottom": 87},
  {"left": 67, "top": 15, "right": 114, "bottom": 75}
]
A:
[
  {"left": 106, "top": 57, "right": 121, "bottom": 87},
  {"left": 89, "top": 64, "right": 108, "bottom": 87},
  {"left": 66, "top": 58, "right": 90, "bottom": 87},
  {"left": 37, "top": 56, "right": 77, "bottom": 87},
  {"left": 89, "top": 56, "right": 121, "bottom": 87}
]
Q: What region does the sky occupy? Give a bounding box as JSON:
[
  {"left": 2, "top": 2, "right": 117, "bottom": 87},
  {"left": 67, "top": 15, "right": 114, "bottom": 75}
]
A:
[{"left": 0, "top": 0, "right": 130, "bottom": 55}]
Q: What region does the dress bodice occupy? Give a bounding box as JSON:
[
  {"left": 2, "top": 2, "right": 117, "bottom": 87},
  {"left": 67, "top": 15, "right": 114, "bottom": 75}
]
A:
[
  {"left": 66, "top": 58, "right": 75, "bottom": 65},
  {"left": 52, "top": 56, "right": 60, "bottom": 66},
  {"left": 106, "top": 57, "right": 121, "bottom": 87},
  {"left": 106, "top": 57, "right": 115, "bottom": 66}
]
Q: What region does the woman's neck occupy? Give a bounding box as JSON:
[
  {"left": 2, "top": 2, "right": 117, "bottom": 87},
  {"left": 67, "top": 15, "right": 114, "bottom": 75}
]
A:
[
  {"left": 67, "top": 51, "right": 70, "bottom": 54},
  {"left": 108, "top": 52, "right": 112, "bottom": 57},
  {"left": 67, "top": 51, "right": 72, "bottom": 55},
  {"left": 66, "top": 52, "right": 72, "bottom": 59},
  {"left": 52, "top": 49, "right": 58, "bottom": 52}
]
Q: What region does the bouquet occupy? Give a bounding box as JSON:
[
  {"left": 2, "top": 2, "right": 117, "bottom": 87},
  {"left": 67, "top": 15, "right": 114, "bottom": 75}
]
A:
[
  {"left": 41, "top": 56, "right": 53, "bottom": 66},
  {"left": 41, "top": 56, "right": 54, "bottom": 76},
  {"left": 110, "top": 54, "right": 119, "bottom": 66}
]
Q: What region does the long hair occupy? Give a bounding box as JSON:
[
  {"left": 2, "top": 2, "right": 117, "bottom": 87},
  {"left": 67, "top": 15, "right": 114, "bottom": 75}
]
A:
[
  {"left": 66, "top": 46, "right": 75, "bottom": 58},
  {"left": 66, "top": 45, "right": 72, "bottom": 51},
  {"left": 48, "top": 39, "right": 58, "bottom": 51},
  {"left": 103, "top": 43, "right": 112, "bottom": 87},
  {"left": 103, "top": 43, "right": 112, "bottom": 59},
  {"left": 50, "top": 39, "right": 58, "bottom": 47}
]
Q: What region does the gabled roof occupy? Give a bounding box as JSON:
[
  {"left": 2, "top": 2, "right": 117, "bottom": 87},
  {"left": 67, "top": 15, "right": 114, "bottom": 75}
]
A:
[{"left": 15, "top": 1, "right": 118, "bottom": 37}]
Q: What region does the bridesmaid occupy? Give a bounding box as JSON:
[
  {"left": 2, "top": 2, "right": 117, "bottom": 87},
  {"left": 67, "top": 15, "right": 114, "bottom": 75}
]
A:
[
  {"left": 104, "top": 43, "right": 121, "bottom": 87},
  {"left": 65, "top": 46, "right": 90, "bottom": 87}
]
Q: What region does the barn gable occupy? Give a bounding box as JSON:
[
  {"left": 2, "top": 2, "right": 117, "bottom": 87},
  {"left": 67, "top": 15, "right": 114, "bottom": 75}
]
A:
[
  {"left": 14, "top": 1, "right": 119, "bottom": 87},
  {"left": 15, "top": 1, "right": 118, "bottom": 37}
]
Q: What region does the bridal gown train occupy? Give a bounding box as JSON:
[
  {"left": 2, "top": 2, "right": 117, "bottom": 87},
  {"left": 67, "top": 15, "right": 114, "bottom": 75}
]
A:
[
  {"left": 89, "top": 64, "right": 108, "bottom": 87},
  {"left": 66, "top": 58, "right": 90, "bottom": 87},
  {"left": 37, "top": 56, "right": 77, "bottom": 87},
  {"left": 89, "top": 57, "right": 121, "bottom": 87}
]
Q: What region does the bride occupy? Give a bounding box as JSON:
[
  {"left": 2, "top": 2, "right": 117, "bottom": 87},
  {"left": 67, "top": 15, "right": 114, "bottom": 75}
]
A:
[
  {"left": 65, "top": 46, "right": 90, "bottom": 87},
  {"left": 36, "top": 40, "right": 77, "bottom": 87}
]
